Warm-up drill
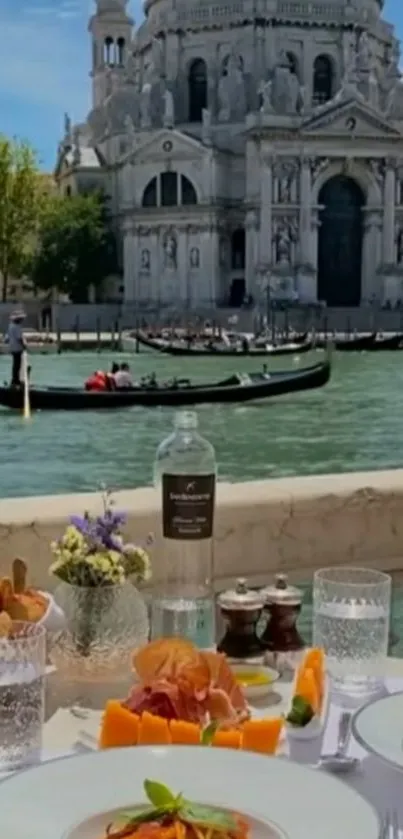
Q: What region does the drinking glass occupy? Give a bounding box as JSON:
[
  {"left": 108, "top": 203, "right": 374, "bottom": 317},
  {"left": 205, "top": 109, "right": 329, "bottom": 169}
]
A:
[
  {"left": 313, "top": 567, "right": 391, "bottom": 702},
  {"left": 0, "top": 622, "right": 46, "bottom": 771}
]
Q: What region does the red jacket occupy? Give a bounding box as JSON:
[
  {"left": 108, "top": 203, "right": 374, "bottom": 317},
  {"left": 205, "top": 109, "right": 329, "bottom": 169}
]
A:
[{"left": 85, "top": 371, "right": 109, "bottom": 392}]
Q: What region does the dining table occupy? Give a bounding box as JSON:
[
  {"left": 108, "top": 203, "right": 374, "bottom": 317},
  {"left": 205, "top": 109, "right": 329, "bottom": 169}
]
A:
[{"left": 4, "top": 655, "right": 403, "bottom": 836}]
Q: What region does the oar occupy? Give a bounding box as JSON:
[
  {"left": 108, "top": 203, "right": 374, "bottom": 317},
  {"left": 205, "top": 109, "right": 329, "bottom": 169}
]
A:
[{"left": 22, "top": 351, "right": 31, "bottom": 420}]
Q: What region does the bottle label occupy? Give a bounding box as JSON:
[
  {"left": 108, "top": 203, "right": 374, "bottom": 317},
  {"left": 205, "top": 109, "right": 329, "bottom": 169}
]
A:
[{"left": 162, "top": 474, "right": 216, "bottom": 540}]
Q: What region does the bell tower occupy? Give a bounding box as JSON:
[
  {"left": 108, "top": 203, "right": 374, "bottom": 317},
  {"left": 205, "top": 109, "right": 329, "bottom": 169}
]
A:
[{"left": 88, "top": 0, "right": 134, "bottom": 107}]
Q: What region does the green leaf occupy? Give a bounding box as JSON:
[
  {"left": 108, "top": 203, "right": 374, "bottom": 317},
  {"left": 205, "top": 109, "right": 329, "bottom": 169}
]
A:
[
  {"left": 201, "top": 720, "right": 219, "bottom": 745},
  {"left": 180, "top": 802, "right": 238, "bottom": 831},
  {"left": 118, "top": 806, "right": 167, "bottom": 826},
  {"left": 144, "top": 779, "right": 176, "bottom": 808}
]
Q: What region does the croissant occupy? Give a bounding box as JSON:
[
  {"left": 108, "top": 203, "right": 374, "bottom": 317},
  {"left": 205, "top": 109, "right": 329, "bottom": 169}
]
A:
[{"left": 0, "top": 560, "right": 48, "bottom": 623}]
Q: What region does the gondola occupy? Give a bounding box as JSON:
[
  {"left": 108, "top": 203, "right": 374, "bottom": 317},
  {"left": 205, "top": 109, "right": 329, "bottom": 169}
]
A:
[
  {"left": 371, "top": 333, "right": 403, "bottom": 350},
  {"left": 135, "top": 332, "right": 313, "bottom": 357},
  {"left": 316, "top": 333, "right": 376, "bottom": 352},
  {"left": 0, "top": 360, "right": 331, "bottom": 411}
]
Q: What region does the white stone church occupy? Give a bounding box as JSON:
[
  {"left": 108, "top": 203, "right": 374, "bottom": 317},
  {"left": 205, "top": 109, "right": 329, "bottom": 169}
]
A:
[{"left": 55, "top": 0, "right": 403, "bottom": 310}]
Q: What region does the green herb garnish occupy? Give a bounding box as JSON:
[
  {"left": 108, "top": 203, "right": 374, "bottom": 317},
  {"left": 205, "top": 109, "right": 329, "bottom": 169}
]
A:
[
  {"left": 285, "top": 695, "right": 315, "bottom": 728},
  {"left": 201, "top": 720, "right": 219, "bottom": 746},
  {"left": 120, "top": 779, "right": 238, "bottom": 831}
]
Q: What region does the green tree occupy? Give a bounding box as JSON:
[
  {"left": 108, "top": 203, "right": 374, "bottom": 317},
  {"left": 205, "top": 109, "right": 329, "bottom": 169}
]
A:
[
  {"left": 31, "top": 192, "right": 118, "bottom": 303},
  {"left": 0, "top": 136, "right": 44, "bottom": 301}
]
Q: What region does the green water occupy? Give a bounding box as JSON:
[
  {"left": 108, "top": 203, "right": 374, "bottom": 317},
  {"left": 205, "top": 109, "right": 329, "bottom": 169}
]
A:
[{"left": 0, "top": 348, "right": 402, "bottom": 498}]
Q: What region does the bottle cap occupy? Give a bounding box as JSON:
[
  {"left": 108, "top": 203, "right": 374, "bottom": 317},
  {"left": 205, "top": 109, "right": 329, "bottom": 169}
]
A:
[{"left": 174, "top": 411, "right": 198, "bottom": 430}]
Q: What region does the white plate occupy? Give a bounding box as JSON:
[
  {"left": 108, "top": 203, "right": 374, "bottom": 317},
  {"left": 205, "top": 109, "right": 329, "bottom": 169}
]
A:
[
  {"left": 353, "top": 690, "right": 403, "bottom": 771},
  {"left": 0, "top": 745, "right": 380, "bottom": 839}
]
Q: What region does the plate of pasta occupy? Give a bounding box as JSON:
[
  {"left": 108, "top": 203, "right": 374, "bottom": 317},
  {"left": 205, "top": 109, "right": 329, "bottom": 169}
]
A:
[{"left": 0, "top": 743, "right": 380, "bottom": 839}]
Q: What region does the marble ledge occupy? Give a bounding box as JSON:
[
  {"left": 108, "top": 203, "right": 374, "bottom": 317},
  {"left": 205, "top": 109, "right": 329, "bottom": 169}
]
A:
[{"left": 1, "top": 469, "right": 403, "bottom": 590}]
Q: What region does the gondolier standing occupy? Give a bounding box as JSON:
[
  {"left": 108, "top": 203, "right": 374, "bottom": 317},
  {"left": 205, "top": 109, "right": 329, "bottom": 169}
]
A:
[{"left": 5, "top": 311, "right": 26, "bottom": 387}]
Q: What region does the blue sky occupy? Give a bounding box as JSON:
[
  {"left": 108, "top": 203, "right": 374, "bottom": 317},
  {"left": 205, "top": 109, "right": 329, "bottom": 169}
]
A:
[{"left": 0, "top": 0, "right": 401, "bottom": 171}]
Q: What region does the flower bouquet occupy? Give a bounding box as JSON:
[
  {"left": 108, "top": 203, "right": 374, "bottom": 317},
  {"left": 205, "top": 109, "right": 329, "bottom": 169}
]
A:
[{"left": 49, "top": 489, "right": 152, "bottom": 664}]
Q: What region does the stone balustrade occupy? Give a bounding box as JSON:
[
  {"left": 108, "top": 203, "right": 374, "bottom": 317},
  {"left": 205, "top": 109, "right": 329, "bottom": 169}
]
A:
[{"left": 2, "top": 468, "right": 403, "bottom": 591}]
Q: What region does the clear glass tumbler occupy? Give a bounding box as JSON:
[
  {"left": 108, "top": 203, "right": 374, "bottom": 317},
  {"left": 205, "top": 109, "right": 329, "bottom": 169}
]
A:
[
  {"left": 313, "top": 567, "right": 391, "bottom": 702},
  {"left": 0, "top": 622, "right": 46, "bottom": 771}
]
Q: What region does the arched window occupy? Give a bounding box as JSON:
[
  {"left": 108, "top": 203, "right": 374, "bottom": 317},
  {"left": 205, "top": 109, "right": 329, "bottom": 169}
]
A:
[
  {"left": 161, "top": 172, "right": 178, "bottom": 206},
  {"left": 313, "top": 55, "right": 333, "bottom": 104},
  {"left": 104, "top": 36, "right": 114, "bottom": 65},
  {"left": 188, "top": 59, "right": 207, "bottom": 123},
  {"left": 287, "top": 52, "right": 298, "bottom": 77},
  {"left": 231, "top": 229, "right": 245, "bottom": 270},
  {"left": 181, "top": 175, "right": 197, "bottom": 205},
  {"left": 142, "top": 177, "right": 157, "bottom": 207},
  {"left": 141, "top": 174, "right": 198, "bottom": 208},
  {"left": 116, "top": 37, "right": 125, "bottom": 65}
]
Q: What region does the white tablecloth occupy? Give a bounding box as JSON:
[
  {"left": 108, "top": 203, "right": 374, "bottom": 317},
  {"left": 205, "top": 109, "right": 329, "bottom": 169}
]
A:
[{"left": 4, "top": 679, "right": 403, "bottom": 835}]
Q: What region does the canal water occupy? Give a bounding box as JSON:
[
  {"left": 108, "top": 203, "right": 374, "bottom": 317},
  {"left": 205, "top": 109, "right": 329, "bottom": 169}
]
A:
[{"left": 0, "top": 347, "right": 402, "bottom": 499}]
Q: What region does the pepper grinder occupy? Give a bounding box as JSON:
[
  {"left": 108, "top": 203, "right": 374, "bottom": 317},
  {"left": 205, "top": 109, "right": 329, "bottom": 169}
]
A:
[
  {"left": 260, "top": 574, "right": 305, "bottom": 668},
  {"left": 217, "top": 578, "right": 265, "bottom": 659}
]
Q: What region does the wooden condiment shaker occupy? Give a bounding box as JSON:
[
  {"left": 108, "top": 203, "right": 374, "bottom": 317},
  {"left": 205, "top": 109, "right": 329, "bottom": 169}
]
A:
[
  {"left": 217, "top": 578, "right": 265, "bottom": 659},
  {"left": 260, "top": 573, "right": 305, "bottom": 653}
]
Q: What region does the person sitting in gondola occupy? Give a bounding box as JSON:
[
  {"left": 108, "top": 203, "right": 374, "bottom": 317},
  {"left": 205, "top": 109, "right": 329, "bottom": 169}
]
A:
[
  {"left": 85, "top": 370, "right": 110, "bottom": 391},
  {"left": 112, "top": 363, "right": 133, "bottom": 389}
]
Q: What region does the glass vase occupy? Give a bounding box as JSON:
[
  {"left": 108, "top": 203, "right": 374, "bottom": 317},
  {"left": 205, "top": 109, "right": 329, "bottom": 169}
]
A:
[{"left": 49, "top": 581, "right": 149, "bottom": 708}]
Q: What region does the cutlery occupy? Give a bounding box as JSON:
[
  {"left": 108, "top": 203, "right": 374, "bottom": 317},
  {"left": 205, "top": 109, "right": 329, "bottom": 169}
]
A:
[
  {"left": 380, "top": 809, "right": 399, "bottom": 838},
  {"left": 316, "top": 712, "right": 360, "bottom": 774}
]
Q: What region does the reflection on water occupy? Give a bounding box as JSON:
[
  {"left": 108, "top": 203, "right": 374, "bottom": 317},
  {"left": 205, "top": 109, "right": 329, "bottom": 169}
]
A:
[{"left": 0, "top": 349, "right": 402, "bottom": 498}]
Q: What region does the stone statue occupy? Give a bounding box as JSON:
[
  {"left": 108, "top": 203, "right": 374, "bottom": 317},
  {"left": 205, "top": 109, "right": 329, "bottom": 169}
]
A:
[
  {"left": 259, "top": 79, "right": 273, "bottom": 114},
  {"left": 140, "top": 82, "right": 152, "bottom": 129},
  {"left": 141, "top": 249, "right": 151, "bottom": 271},
  {"left": 275, "top": 222, "right": 291, "bottom": 264},
  {"left": 72, "top": 127, "right": 81, "bottom": 166},
  {"left": 163, "top": 88, "right": 175, "bottom": 128},
  {"left": 202, "top": 108, "right": 212, "bottom": 144},
  {"left": 368, "top": 69, "right": 379, "bottom": 110},
  {"left": 163, "top": 232, "right": 177, "bottom": 270},
  {"left": 64, "top": 112, "right": 72, "bottom": 139},
  {"left": 190, "top": 247, "right": 200, "bottom": 268},
  {"left": 271, "top": 51, "right": 299, "bottom": 114},
  {"left": 218, "top": 47, "right": 246, "bottom": 122},
  {"left": 357, "top": 31, "right": 371, "bottom": 70},
  {"left": 124, "top": 114, "right": 136, "bottom": 143}
]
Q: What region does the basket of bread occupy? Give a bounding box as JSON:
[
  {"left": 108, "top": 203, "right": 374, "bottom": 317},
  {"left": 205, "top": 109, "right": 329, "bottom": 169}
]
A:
[{"left": 0, "top": 559, "right": 65, "bottom": 635}]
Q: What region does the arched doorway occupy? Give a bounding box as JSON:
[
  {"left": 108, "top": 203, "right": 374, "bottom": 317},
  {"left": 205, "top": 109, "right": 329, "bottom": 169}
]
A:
[{"left": 318, "top": 175, "right": 364, "bottom": 307}]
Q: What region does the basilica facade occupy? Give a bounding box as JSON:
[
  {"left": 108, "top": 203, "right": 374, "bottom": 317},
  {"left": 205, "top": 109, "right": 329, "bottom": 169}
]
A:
[{"left": 56, "top": 0, "right": 403, "bottom": 309}]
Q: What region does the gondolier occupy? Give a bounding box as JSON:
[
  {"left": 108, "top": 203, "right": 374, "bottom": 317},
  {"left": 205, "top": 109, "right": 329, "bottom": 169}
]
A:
[{"left": 5, "top": 311, "right": 26, "bottom": 387}]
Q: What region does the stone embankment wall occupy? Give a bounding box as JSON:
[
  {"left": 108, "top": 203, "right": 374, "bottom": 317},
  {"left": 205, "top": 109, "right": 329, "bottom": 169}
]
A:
[{"left": 1, "top": 469, "right": 403, "bottom": 591}]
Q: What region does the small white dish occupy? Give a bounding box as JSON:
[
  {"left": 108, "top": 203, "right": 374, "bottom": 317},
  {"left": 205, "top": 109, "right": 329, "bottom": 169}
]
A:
[
  {"left": 231, "top": 663, "right": 280, "bottom": 700},
  {"left": 285, "top": 678, "right": 329, "bottom": 742}
]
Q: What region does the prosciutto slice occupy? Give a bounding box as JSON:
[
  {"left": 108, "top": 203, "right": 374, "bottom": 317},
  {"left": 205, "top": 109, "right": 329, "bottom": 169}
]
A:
[{"left": 129, "top": 639, "right": 249, "bottom": 726}]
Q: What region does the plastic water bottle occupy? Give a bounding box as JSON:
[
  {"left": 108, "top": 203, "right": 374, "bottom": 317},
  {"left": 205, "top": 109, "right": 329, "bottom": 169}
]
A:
[{"left": 151, "top": 410, "right": 217, "bottom": 649}]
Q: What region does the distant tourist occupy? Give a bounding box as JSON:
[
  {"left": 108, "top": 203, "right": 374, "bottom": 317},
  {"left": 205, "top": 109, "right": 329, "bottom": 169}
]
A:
[
  {"left": 5, "top": 311, "right": 26, "bottom": 387},
  {"left": 113, "top": 363, "right": 133, "bottom": 389}
]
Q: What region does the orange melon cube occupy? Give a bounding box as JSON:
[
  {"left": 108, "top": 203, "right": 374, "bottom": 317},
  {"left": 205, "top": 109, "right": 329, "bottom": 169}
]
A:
[
  {"left": 212, "top": 729, "right": 242, "bottom": 749},
  {"left": 241, "top": 718, "right": 283, "bottom": 755},
  {"left": 99, "top": 700, "right": 140, "bottom": 749},
  {"left": 303, "top": 649, "right": 325, "bottom": 706},
  {"left": 169, "top": 719, "right": 201, "bottom": 745},
  {"left": 294, "top": 667, "right": 319, "bottom": 714},
  {"left": 138, "top": 711, "right": 172, "bottom": 745}
]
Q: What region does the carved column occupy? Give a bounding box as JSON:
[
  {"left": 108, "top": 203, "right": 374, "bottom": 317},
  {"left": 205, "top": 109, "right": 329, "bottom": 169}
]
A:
[
  {"left": 245, "top": 210, "right": 258, "bottom": 298},
  {"left": 299, "top": 157, "right": 311, "bottom": 264},
  {"left": 258, "top": 157, "right": 272, "bottom": 265},
  {"left": 123, "top": 223, "right": 134, "bottom": 302},
  {"left": 383, "top": 158, "right": 396, "bottom": 265}
]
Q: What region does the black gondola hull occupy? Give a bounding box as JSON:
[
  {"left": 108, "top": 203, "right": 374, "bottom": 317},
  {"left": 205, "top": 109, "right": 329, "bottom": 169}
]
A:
[{"left": 0, "top": 361, "right": 331, "bottom": 411}]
